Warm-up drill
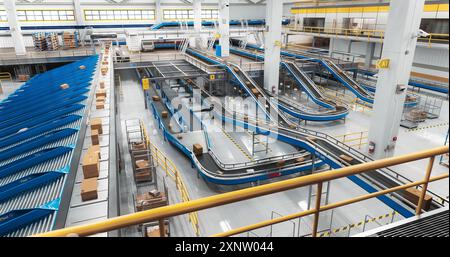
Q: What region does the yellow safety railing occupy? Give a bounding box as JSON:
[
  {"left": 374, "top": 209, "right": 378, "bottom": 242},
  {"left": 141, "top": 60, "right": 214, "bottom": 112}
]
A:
[
  {"left": 33, "top": 145, "right": 449, "bottom": 237},
  {"left": 139, "top": 120, "right": 200, "bottom": 236},
  {"left": 0, "top": 72, "right": 12, "bottom": 81},
  {"left": 320, "top": 86, "right": 372, "bottom": 113},
  {"left": 334, "top": 131, "right": 369, "bottom": 149},
  {"left": 288, "top": 26, "right": 449, "bottom": 47}
]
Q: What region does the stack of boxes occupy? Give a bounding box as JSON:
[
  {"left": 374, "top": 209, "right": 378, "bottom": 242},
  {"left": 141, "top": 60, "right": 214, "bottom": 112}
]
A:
[
  {"left": 46, "top": 32, "right": 60, "bottom": 51},
  {"left": 63, "top": 31, "right": 79, "bottom": 49}
]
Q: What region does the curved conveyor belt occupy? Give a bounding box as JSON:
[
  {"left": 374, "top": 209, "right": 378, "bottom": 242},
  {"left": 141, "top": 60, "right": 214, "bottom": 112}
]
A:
[
  {"left": 136, "top": 67, "right": 323, "bottom": 185},
  {"left": 243, "top": 43, "right": 421, "bottom": 107},
  {"left": 228, "top": 47, "right": 350, "bottom": 121},
  {"left": 182, "top": 48, "right": 446, "bottom": 218}
]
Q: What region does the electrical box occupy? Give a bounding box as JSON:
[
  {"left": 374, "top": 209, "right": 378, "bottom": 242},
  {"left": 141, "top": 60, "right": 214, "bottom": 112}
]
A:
[{"left": 396, "top": 84, "right": 407, "bottom": 94}]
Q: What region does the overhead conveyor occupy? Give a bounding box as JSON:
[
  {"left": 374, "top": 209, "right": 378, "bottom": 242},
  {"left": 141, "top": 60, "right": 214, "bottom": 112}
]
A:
[
  {"left": 242, "top": 42, "right": 420, "bottom": 107},
  {"left": 228, "top": 46, "right": 350, "bottom": 122},
  {"left": 0, "top": 55, "right": 99, "bottom": 237},
  {"left": 179, "top": 48, "right": 447, "bottom": 218}
]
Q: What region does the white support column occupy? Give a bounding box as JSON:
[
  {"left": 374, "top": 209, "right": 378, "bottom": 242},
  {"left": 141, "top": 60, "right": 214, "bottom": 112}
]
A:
[
  {"left": 218, "top": 0, "right": 230, "bottom": 57},
  {"left": 192, "top": 0, "right": 202, "bottom": 48},
  {"left": 264, "top": 0, "right": 283, "bottom": 94},
  {"left": 73, "top": 0, "right": 84, "bottom": 26},
  {"left": 4, "top": 0, "right": 26, "bottom": 55},
  {"left": 368, "top": 0, "right": 425, "bottom": 159},
  {"left": 364, "top": 42, "right": 376, "bottom": 69},
  {"left": 155, "top": 0, "right": 163, "bottom": 24}
]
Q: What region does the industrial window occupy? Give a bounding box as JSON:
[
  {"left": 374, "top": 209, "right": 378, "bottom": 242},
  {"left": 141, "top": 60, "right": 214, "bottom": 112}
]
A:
[
  {"left": 202, "top": 9, "right": 219, "bottom": 20},
  {"left": 16, "top": 10, "right": 75, "bottom": 22},
  {"left": 84, "top": 9, "right": 155, "bottom": 21},
  {"left": 163, "top": 9, "right": 218, "bottom": 21},
  {"left": 0, "top": 10, "right": 7, "bottom": 21}
]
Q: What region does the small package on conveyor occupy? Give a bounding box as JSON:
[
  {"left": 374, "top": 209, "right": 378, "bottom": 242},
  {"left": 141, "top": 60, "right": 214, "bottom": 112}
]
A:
[
  {"left": 82, "top": 151, "right": 99, "bottom": 179},
  {"left": 60, "top": 83, "right": 70, "bottom": 90},
  {"left": 193, "top": 144, "right": 203, "bottom": 156},
  {"left": 91, "top": 118, "right": 103, "bottom": 134},
  {"left": 161, "top": 111, "right": 169, "bottom": 118},
  {"left": 132, "top": 141, "right": 147, "bottom": 151},
  {"left": 96, "top": 89, "right": 107, "bottom": 98},
  {"left": 152, "top": 96, "right": 161, "bottom": 102},
  {"left": 339, "top": 154, "right": 353, "bottom": 163},
  {"left": 81, "top": 178, "right": 98, "bottom": 201},
  {"left": 276, "top": 160, "right": 285, "bottom": 168},
  {"left": 136, "top": 192, "right": 168, "bottom": 212},
  {"left": 91, "top": 129, "right": 100, "bottom": 145}
]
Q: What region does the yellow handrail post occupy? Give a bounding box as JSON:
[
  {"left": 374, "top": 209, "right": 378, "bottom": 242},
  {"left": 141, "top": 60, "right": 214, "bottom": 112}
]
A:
[
  {"left": 312, "top": 182, "right": 323, "bottom": 237},
  {"left": 416, "top": 156, "right": 435, "bottom": 215},
  {"left": 159, "top": 219, "right": 166, "bottom": 237}
]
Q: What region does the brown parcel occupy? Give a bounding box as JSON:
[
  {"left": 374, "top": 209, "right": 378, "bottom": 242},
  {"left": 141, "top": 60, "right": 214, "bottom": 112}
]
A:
[
  {"left": 405, "top": 187, "right": 432, "bottom": 211},
  {"left": 81, "top": 178, "right": 98, "bottom": 201},
  {"left": 91, "top": 118, "right": 103, "bottom": 134},
  {"left": 82, "top": 150, "right": 99, "bottom": 179},
  {"left": 136, "top": 192, "right": 168, "bottom": 211},
  {"left": 193, "top": 144, "right": 203, "bottom": 156},
  {"left": 96, "top": 89, "right": 107, "bottom": 98},
  {"left": 91, "top": 129, "right": 99, "bottom": 145}
]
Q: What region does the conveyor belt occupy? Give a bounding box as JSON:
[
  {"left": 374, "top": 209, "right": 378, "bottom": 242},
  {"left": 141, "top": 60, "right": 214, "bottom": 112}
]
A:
[
  {"left": 184, "top": 48, "right": 448, "bottom": 217},
  {"left": 0, "top": 56, "right": 99, "bottom": 237},
  {"left": 137, "top": 67, "right": 321, "bottom": 185},
  {"left": 228, "top": 47, "right": 350, "bottom": 121}
]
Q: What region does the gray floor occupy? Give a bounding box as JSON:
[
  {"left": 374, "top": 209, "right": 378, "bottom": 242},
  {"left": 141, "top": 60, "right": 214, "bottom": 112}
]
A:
[{"left": 115, "top": 69, "right": 412, "bottom": 238}]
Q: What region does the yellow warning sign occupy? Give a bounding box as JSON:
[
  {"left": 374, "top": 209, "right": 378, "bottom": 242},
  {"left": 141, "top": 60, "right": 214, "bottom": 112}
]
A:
[
  {"left": 142, "top": 78, "right": 150, "bottom": 90},
  {"left": 210, "top": 75, "right": 216, "bottom": 80},
  {"left": 376, "top": 59, "right": 390, "bottom": 69}
]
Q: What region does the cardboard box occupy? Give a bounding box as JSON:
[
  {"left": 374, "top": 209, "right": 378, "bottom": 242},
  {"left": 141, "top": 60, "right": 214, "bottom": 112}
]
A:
[
  {"left": 96, "top": 102, "right": 105, "bottom": 110},
  {"left": 405, "top": 187, "right": 432, "bottom": 211},
  {"left": 136, "top": 192, "right": 168, "bottom": 211},
  {"left": 135, "top": 170, "right": 152, "bottom": 183},
  {"left": 80, "top": 178, "right": 98, "bottom": 201},
  {"left": 87, "top": 145, "right": 101, "bottom": 159},
  {"left": 82, "top": 151, "right": 99, "bottom": 179},
  {"left": 152, "top": 96, "right": 160, "bottom": 102},
  {"left": 136, "top": 160, "right": 150, "bottom": 169},
  {"left": 60, "top": 83, "right": 70, "bottom": 90},
  {"left": 96, "top": 96, "right": 106, "bottom": 102},
  {"left": 96, "top": 89, "right": 107, "bottom": 98},
  {"left": 251, "top": 88, "right": 260, "bottom": 96},
  {"left": 161, "top": 111, "right": 169, "bottom": 118},
  {"left": 99, "top": 81, "right": 106, "bottom": 89},
  {"left": 132, "top": 141, "right": 147, "bottom": 151},
  {"left": 91, "top": 129, "right": 99, "bottom": 145},
  {"left": 101, "top": 67, "right": 108, "bottom": 76},
  {"left": 296, "top": 157, "right": 305, "bottom": 163},
  {"left": 276, "top": 160, "right": 285, "bottom": 168},
  {"left": 193, "top": 144, "right": 203, "bottom": 156},
  {"left": 17, "top": 74, "right": 30, "bottom": 82},
  {"left": 91, "top": 118, "right": 103, "bottom": 134},
  {"left": 339, "top": 154, "right": 353, "bottom": 163}
]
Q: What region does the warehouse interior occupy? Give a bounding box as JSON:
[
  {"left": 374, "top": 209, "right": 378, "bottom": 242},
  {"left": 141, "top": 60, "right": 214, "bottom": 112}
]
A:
[{"left": 0, "top": 0, "right": 448, "bottom": 239}]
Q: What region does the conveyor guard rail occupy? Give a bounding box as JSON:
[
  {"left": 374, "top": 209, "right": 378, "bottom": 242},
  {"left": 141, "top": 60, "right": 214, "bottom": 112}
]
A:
[{"left": 33, "top": 146, "right": 448, "bottom": 237}]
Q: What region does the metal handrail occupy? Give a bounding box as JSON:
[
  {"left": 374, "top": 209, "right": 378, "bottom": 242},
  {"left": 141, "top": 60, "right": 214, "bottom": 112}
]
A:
[
  {"left": 288, "top": 26, "right": 449, "bottom": 47},
  {"left": 33, "top": 146, "right": 449, "bottom": 237}
]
